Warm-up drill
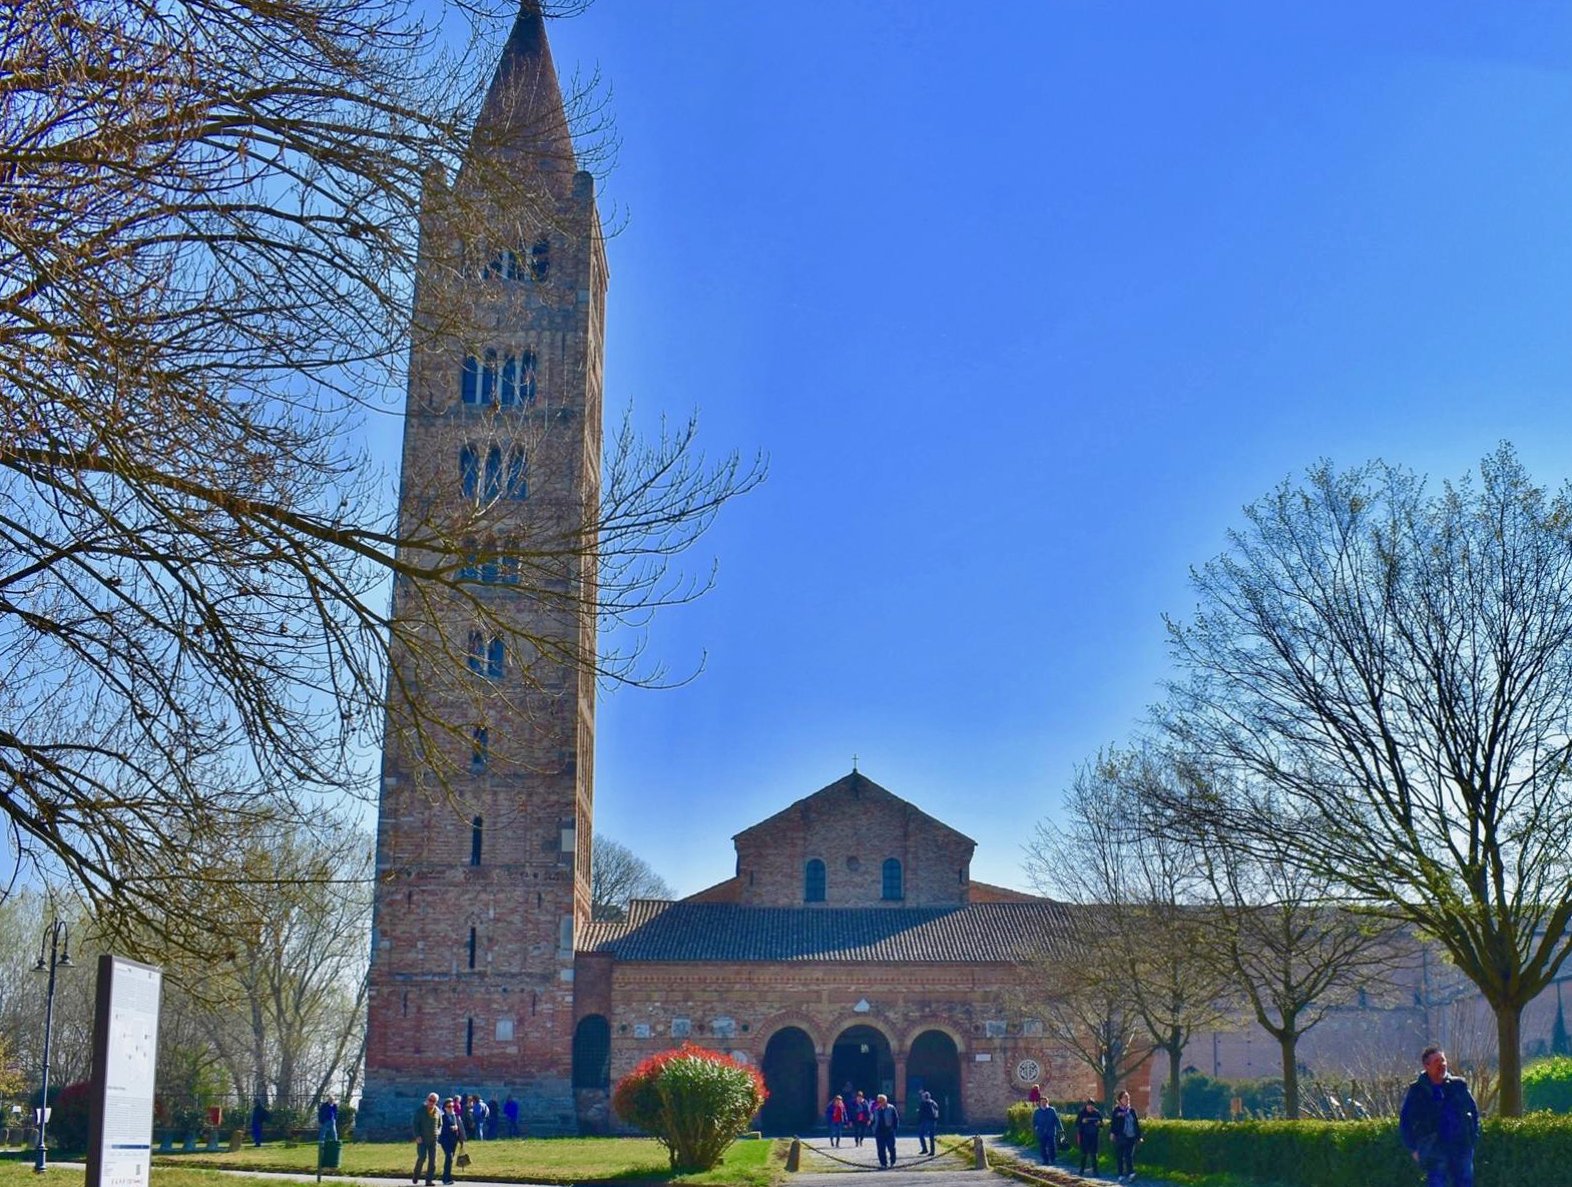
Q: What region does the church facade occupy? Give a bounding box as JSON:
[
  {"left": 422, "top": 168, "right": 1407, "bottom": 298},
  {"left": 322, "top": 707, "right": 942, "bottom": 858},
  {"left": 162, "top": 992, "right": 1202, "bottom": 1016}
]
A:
[{"left": 361, "top": 4, "right": 1122, "bottom": 1137}]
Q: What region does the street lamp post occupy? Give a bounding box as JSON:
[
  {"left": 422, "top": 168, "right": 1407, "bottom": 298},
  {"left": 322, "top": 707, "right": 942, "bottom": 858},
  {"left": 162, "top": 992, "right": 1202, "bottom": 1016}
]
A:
[{"left": 32, "top": 919, "right": 72, "bottom": 1174}]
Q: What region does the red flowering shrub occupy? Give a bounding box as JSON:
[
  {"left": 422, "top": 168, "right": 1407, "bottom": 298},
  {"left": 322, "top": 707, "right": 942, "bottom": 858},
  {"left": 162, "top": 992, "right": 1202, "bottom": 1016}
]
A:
[{"left": 611, "top": 1043, "right": 767, "bottom": 1170}]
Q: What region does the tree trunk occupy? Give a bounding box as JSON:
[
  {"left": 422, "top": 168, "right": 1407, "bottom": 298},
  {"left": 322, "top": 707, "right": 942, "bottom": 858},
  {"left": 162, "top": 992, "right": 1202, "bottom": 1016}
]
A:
[
  {"left": 1279, "top": 1032, "right": 1300, "bottom": 1119},
  {"left": 1497, "top": 1003, "right": 1524, "bottom": 1117},
  {"left": 1166, "top": 1042, "right": 1183, "bottom": 1117}
]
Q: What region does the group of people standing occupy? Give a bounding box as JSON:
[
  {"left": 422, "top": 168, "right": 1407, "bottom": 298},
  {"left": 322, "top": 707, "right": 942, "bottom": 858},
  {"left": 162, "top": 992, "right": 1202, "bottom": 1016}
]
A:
[
  {"left": 823, "top": 1087, "right": 942, "bottom": 1168},
  {"left": 1030, "top": 1086, "right": 1143, "bottom": 1183},
  {"left": 409, "top": 1092, "right": 522, "bottom": 1185}
]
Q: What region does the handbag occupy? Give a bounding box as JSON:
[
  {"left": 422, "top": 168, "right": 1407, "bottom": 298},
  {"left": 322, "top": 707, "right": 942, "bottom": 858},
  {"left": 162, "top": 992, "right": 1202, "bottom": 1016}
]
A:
[{"left": 455, "top": 1152, "right": 471, "bottom": 1169}]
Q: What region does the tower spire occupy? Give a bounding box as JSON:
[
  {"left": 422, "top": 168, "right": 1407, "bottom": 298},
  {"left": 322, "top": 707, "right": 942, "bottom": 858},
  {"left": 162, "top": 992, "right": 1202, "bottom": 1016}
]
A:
[{"left": 468, "top": 0, "right": 577, "bottom": 193}]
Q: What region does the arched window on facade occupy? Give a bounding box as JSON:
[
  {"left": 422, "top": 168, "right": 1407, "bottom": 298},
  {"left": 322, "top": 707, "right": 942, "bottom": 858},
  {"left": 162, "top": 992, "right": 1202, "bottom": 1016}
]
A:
[
  {"left": 486, "top": 636, "right": 505, "bottom": 679},
  {"left": 882, "top": 858, "right": 903, "bottom": 901},
  {"left": 466, "top": 630, "right": 485, "bottom": 673},
  {"left": 520, "top": 350, "right": 537, "bottom": 403},
  {"left": 529, "top": 236, "right": 550, "bottom": 282},
  {"left": 470, "top": 731, "right": 488, "bottom": 775},
  {"left": 470, "top": 813, "right": 484, "bottom": 863},
  {"left": 460, "top": 446, "right": 479, "bottom": 499},
  {"left": 467, "top": 926, "right": 477, "bottom": 969},
  {"left": 804, "top": 858, "right": 826, "bottom": 903}
]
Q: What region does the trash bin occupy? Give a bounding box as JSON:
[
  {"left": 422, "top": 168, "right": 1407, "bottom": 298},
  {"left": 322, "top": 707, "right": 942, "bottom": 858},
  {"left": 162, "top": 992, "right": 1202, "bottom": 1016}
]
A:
[{"left": 319, "top": 1139, "right": 342, "bottom": 1169}]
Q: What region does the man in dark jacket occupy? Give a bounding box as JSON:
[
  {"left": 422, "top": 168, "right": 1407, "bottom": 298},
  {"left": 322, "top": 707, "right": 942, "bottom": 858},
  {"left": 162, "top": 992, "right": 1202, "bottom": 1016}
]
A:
[
  {"left": 871, "top": 1094, "right": 900, "bottom": 1168},
  {"left": 1399, "top": 1047, "right": 1481, "bottom": 1187},
  {"left": 1075, "top": 1099, "right": 1102, "bottom": 1176},
  {"left": 1031, "top": 1099, "right": 1064, "bottom": 1165}
]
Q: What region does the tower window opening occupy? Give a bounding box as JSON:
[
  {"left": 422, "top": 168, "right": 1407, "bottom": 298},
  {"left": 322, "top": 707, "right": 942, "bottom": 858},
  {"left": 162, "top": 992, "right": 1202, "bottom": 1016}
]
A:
[
  {"left": 466, "top": 630, "right": 485, "bottom": 673},
  {"left": 467, "top": 926, "right": 477, "bottom": 969},
  {"left": 804, "top": 858, "right": 826, "bottom": 903},
  {"left": 470, "top": 812, "right": 484, "bottom": 863},
  {"left": 882, "top": 858, "right": 904, "bottom": 901},
  {"left": 482, "top": 445, "right": 502, "bottom": 501},
  {"left": 471, "top": 731, "right": 489, "bottom": 775},
  {"left": 465, "top": 1016, "right": 474, "bottom": 1055},
  {"left": 461, "top": 355, "right": 480, "bottom": 405},
  {"left": 500, "top": 353, "right": 518, "bottom": 406},
  {"left": 478, "top": 349, "right": 499, "bottom": 405},
  {"left": 460, "top": 446, "right": 479, "bottom": 499},
  {"left": 506, "top": 448, "right": 527, "bottom": 500},
  {"left": 486, "top": 636, "right": 505, "bottom": 679},
  {"left": 520, "top": 350, "right": 537, "bottom": 403},
  {"left": 529, "top": 236, "right": 550, "bottom": 281}
]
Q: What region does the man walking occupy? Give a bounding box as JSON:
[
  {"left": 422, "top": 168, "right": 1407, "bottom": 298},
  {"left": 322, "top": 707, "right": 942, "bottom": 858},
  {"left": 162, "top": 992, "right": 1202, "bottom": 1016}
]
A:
[
  {"left": 1031, "top": 1097, "right": 1064, "bottom": 1165},
  {"left": 916, "top": 1090, "right": 939, "bottom": 1155},
  {"left": 1400, "top": 1046, "right": 1481, "bottom": 1187},
  {"left": 412, "top": 1092, "right": 441, "bottom": 1186},
  {"left": 871, "top": 1093, "right": 900, "bottom": 1169},
  {"left": 1074, "top": 1098, "right": 1103, "bottom": 1177}
]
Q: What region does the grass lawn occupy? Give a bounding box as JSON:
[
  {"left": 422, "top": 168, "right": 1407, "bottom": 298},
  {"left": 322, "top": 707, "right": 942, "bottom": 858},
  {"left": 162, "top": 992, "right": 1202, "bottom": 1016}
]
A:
[{"left": 150, "top": 1136, "right": 785, "bottom": 1186}]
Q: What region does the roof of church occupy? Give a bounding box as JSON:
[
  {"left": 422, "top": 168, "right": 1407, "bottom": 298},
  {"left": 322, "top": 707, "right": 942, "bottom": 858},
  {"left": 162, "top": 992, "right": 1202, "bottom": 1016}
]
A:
[
  {"left": 577, "top": 900, "right": 1076, "bottom": 963},
  {"left": 732, "top": 771, "right": 977, "bottom": 849}
]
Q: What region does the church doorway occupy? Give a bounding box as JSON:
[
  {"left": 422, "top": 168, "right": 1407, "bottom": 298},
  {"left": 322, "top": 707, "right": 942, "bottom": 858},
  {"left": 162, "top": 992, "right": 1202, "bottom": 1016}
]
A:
[
  {"left": 759, "top": 1027, "right": 818, "bottom": 1135},
  {"left": 905, "top": 1029, "right": 962, "bottom": 1125},
  {"left": 829, "top": 1025, "right": 895, "bottom": 1102}
]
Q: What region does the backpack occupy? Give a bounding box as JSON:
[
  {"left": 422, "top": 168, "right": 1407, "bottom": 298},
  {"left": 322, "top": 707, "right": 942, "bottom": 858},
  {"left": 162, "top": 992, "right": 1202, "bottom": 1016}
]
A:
[{"left": 921, "top": 1097, "right": 939, "bottom": 1121}]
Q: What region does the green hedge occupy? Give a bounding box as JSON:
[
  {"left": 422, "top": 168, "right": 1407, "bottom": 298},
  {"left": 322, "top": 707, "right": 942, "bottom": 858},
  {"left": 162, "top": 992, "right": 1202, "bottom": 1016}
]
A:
[
  {"left": 1137, "top": 1115, "right": 1572, "bottom": 1185},
  {"left": 1525, "top": 1055, "right": 1572, "bottom": 1113}
]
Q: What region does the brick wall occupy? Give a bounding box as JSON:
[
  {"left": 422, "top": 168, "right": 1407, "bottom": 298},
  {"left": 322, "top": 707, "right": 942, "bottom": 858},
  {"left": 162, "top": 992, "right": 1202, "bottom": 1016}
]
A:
[{"left": 575, "top": 955, "right": 1153, "bottom": 1129}]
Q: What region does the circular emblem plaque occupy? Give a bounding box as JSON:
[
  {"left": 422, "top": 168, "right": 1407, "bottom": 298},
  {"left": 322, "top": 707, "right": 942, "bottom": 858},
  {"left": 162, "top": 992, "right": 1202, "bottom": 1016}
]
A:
[{"left": 1015, "top": 1058, "right": 1042, "bottom": 1085}]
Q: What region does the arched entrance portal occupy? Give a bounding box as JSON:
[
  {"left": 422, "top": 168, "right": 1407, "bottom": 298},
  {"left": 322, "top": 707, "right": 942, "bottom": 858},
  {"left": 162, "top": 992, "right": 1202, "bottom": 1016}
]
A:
[
  {"left": 906, "top": 1029, "right": 962, "bottom": 1125},
  {"left": 829, "top": 1025, "right": 895, "bottom": 1102},
  {"left": 759, "top": 1027, "right": 818, "bottom": 1135}
]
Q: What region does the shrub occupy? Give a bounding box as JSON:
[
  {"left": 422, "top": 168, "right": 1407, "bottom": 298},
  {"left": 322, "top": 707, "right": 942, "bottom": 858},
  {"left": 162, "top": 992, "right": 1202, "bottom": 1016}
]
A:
[
  {"left": 1525, "top": 1055, "right": 1572, "bottom": 1114},
  {"left": 47, "top": 1082, "right": 92, "bottom": 1154},
  {"left": 611, "top": 1043, "right": 766, "bottom": 1171},
  {"left": 1004, "top": 1102, "right": 1034, "bottom": 1145}
]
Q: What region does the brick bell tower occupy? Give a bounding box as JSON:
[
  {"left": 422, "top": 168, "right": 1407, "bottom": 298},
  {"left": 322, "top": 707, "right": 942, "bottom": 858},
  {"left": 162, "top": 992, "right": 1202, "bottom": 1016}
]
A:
[{"left": 363, "top": 0, "right": 604, "bottom": 1135}]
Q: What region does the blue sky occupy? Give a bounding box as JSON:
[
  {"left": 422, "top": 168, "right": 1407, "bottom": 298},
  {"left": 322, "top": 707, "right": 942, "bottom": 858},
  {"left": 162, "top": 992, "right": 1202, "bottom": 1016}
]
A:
[{"left": 432, "top": 1, "right": 1572, "bottom": 896}]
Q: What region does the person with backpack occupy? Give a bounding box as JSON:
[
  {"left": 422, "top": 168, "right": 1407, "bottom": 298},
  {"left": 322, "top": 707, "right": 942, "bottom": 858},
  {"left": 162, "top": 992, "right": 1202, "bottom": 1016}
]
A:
[
  {"left": 851, "top": 1091, "right": 871, "bottom": 1147},
  {"left": 1110, "top": 1090, "right": 1142, "bottom": 1182},
  {"left": 1032, "top": 1098, "right": 1065, "bottom": 1166},
  {"left": 871, "top": 1093, "right": 900, "bottom": 1168},
  {"left": 916, "top": 1090, "right": 940, "bottom": 1155},
  {"left": 1075, "top": 1098, "right": 1103, "bottom": 1176}
]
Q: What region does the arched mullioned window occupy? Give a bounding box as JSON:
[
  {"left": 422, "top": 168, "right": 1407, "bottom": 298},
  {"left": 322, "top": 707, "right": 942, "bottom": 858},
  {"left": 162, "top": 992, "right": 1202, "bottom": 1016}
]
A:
[
  {"left": 882, "top": 858, "right": 903, "bottom": 901},
  {"left": 804, "top": 859, "right": 826, "bottom": 902},
  {"left": 529, "top": 237, "right": 550, "bottom": 282},
  {"left": 486, "top": 637, "right": 505, "bottom": 679},
  {"left": 460, "top": 447, "right": 479, "bottom": 498},
  {"left": 462, "top": 349, "right": 537, "bottom": 407}
]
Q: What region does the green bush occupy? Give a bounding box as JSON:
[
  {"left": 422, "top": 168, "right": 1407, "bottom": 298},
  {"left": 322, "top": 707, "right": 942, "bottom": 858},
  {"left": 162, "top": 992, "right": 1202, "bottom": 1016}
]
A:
[
  {"left": 1525, "top": 1055, "right": 1572, "bottom": 1114},
  {"left": 611, "top": 1043, "right": 767, "bottom": 1171},
  {"left": 1137, "top": 1115, "right": 1572, "bottom": 1185},
  {"left": 1004, "top": 1102, "right": 1034, "bottom": 1145}
]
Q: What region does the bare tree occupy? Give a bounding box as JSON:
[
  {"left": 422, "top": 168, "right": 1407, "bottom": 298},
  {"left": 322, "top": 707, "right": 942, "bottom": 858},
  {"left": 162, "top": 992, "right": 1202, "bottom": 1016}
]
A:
[
  {"left": 1188, "top": 798, "right": 1403, "bottom": 1117},
  {"left": 1029, "top": 941, "right": 1151, "bottom": 1109},
  {"left": 1027, "top": 748, "right": 1232, "bottom": 1115},
  {"left": 1162, "top": 445, "right": 1572, "bottom": 1114},
  {"left": 0, "top": 0, "right": 759, "bottom": 955},
  {"left": 591, "top": 834, "right": 673, "bottom": 922}
]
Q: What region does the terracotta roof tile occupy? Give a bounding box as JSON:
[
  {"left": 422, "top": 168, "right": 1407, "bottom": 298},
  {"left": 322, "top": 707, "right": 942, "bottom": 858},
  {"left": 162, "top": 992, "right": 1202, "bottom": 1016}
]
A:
[{"left": 577, "top": 901, "right": 1076, "bottom": 964}]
